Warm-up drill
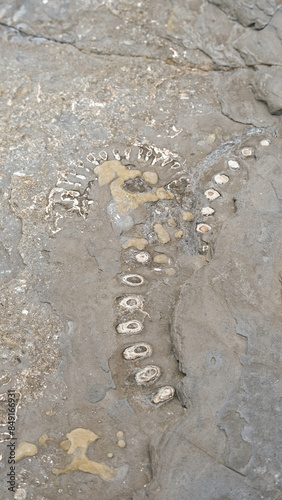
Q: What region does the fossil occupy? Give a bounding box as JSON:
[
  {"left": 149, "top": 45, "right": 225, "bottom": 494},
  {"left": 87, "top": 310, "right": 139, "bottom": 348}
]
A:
[
  {"left": 214, "top": 174, "right": 229, "bottom": 185},
  {"left": 46, "top": 136, "right": 266, "bottom": 410},
  {"left": 151, "top": 386, "right": 175, "bottom": 405},
  {"left": 121, "top": 274, "right": 144, "bottom": 286},
  {"left": 116, "top": 320, "right": 143, "bottom": 334},
  {"left": 122, "top": 343, "right": 152, "bottom": 361},
  {"left": 135, "top": 251, "right": 151, "bottom": 264},
  {"left": 196, "top": 223, "right": 212, "bottom": 233},
  {"left": 201, "top": 206, "right": 215, "bottom": 216},
  {"left": 134, "top": 365, "right": 161, "bottom": 386},
  {"left": 118, "top": 295, "right": 144, "bottom": 312},
  {"left": 204, "top": 189, "right": 221, "bottom": 201}
]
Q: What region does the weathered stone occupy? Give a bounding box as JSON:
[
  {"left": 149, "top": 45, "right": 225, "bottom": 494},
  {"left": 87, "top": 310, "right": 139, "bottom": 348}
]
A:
[
  {"left": 218, "top": 68, "right": 277, "bottom": 126},
  {"left": 209, "top": 0, "right": 277, "bottom": 29},
  {"left": 252, "top": 66, "right": 282, "bottom": 114},
  {"left": 1, "top": 1, "right": 282, "bottom": 499},
  {"left": 235, "top": 26, "right": 282, "bottom": 65}
]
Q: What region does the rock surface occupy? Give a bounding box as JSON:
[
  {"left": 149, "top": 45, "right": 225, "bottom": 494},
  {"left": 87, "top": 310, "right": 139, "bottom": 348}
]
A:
[
  {"left": 0, "top": 1, "right": 282, "bottom": 499},
  {"left": 209, "top": 0, "right": 277, "bottom": 29},
  {"left": 252, "top": 66, "right": 282, "bottom": 114}
]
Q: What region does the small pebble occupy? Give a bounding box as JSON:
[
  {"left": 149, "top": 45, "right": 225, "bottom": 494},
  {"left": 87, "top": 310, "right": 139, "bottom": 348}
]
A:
[
  {"left": 182, "top": 211, "right": 194, "bottom": 222},
  {"left": 117, "top": 439, "right": 126, "bottom": 448},
  {"left": 166, "top": 268, "right": 176, "bottom": 276},
  {"left": 143, "top": 171, "right": 158, "bottom": 184},
  {"left": 153, "top": 254, "right": 170, "bottom": 264},
  {"left": 116, "top": 431, "right": 124, "bottom": 439},
  {"left": 208, "top": 133, "right": 216, "bottom": 143},
  {"left": 154, "top": 223, "right": 171, "bottom": 244},
  {"left": 174, "top": 230, "right": 184, "bottom": 239},
  {"left": 107, "top": 453, "right": 114, "bottom": 458},
  {"left": 156, "top": 187, "right": 174, "bottom": 200},
  {"left": 15, "top": 442, "right": 38, "bottom": 461},
  {"left": 122, "top": 238, "right": 148, "bottom": 250},
  {"left": 167, "top": 218, "right": 177, "bottom": 227},
  {"left": 260, "top": 139, "right": 270, "bottom": 146}
]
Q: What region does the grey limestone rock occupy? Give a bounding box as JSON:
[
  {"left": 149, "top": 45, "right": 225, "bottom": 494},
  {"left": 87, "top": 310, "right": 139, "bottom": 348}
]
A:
[
  {"left": 235, "top": 25, "right": 282, "bottom": 65},
  {"left": 1, "top": 1, "right": 282, "bottom": 499},
  {"left": 252, "top": 66, "right": 282, "bottom": 114},
  {"left": 143, "top": 148, "right": 282, "bottom": 500},
  {"left": 209, "top": 0, "right": 277, "bottom": 29},
  {"left": 218, "top": 68, "right": 277, "bottom": 126}
]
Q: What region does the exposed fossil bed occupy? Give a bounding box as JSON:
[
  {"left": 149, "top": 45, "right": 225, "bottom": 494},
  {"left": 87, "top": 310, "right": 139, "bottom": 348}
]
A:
[{"left": 1, "top": 1, "right": 282, "bottom": 499}]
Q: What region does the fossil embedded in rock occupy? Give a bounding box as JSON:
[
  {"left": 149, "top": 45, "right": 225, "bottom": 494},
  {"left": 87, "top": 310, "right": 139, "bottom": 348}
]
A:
[
  {"left": 196, "top": 223, "right": 211, "bottom": 233},
  {"left": 143, "top": 171, "right": 158, "bottom": 184},
  {"left": 86, "top": 153, "right": 99, "bottom": 165},
  {"left": 134, "top": 365, "right": 161, "bottom": 385},
  {"left": 52, "top": 428, "right": 117, "bottom": 480},
  {"left": 201, "top": 206, "right": 215, "bottom": 216},
  {"left": 200, "top": 244, "right": 209, "bottom": 254},
  {"left": 135, "top": 251, "right": 151, "bottom": 264},
  {"left": 174, "top": 230, "right": 184, "bottom": 239},
  {"left": 214, "top": 174, "right": 229, "bottom": 185},
  {"left": 99, "top": 150, "right": 108, "bottom": 161},
  {"left": 151, "top": 386, "right": 175, "bottom": 405},
  {"left": 113, "top": 149, "right": 121, "bottom": 160},
  {"left": 227, "top": 159, "right": 240, "bottom": 170},
  {"left": 116, "top": 320, "right": 143, "bottom": 334},
  {"left": 124, "top": 147, "right": 131, "bottom": 160},
  {"left": 241, "top": 147, "right": 254, "bottom": 157},
  {"left": 204, "top": 189, "right": 220, "bottom": 201},
  {"left": 119, "top": 295, "right": 144, "bottom": 312},
  {"left": 153, "top": 254, "right": 170, "bottom": 264},
  {"left": 122, "top": 238, "right": 148, "bottom": 251},
  {"left": 154, "top": 223, "right": 171, "bottom": 244},
  {"left": 166, "top": 268, "right": 176, "bottom": 276},
  {"left": 182, "top": 211, "right": 194, "bottom": 222},
  {"left": 122, "top": 343, "right": 152, "bottom": 360},
  {"left": 15, "top": 442, "right": 38, "bottom": 461},
  {"left": 121, "top": 274, "right": 144, "bottom": 286}
]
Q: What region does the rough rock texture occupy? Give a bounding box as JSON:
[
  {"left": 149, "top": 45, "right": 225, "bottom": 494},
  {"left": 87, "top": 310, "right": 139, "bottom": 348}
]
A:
[
  {"left": 252, "top": 67, "right": 282, "bottom": 114},
  {"left": 0, "top": 1, "right": 282, "bottom": 499},
  {"left": 218, "top": 68, "right": 278, "bottom": 125},
  {"left": 209, "top": 0, "right": 278, "bottom": 29}
]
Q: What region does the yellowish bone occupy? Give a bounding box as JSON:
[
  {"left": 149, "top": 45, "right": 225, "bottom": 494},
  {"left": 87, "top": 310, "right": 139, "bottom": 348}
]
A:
[
  {"left": 95, "top": 160, "right": 174, "bottom": 215},
  {"left": 52, "top": 428, "right": 117, "bottom": 481},
  {"left": 15, "top": 442, "right": 38, "bottom": 461}
]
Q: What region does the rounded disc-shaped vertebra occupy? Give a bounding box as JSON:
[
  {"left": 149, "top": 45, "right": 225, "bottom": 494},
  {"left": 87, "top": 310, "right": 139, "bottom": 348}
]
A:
[
  {"left": 152, "top": 386, "right": 175, "bottom": 404},
  {"left": 241, "top": 147, "right": 254, "bottom": 157},
  {"left": 123, "top": 343, "right": 152, "bottom": 361},
  {"left": 116, "top": 320, "right": 143, "bottom": 334},
  {"left": 119, "top": 295, "right": 144, "bottom": 312},
  {"left": 228, "top": 159, "right": 240, "bottom": 170},
  {"left": 121, "top": 274, "right": 144, "bottom": 286},
  {"left": 134, "top": 365, "right": 161, "bottom": 385},
  {"left": 201, "top": 206, "right": 215, "bottom": 216},
  {"left": 197, "top": 223, "right": 211, "bottom": 233},
  {"left": 204, "top": 189, "right": 220, "bottom": 201},
  {"left": 214, "top": 174, "right": 229, "bottom": 185}
]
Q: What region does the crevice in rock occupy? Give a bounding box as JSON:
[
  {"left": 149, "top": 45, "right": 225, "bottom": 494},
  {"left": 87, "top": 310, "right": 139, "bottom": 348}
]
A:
[{"left": 1, "top": 21, "right": 281, "bottom": 74}]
